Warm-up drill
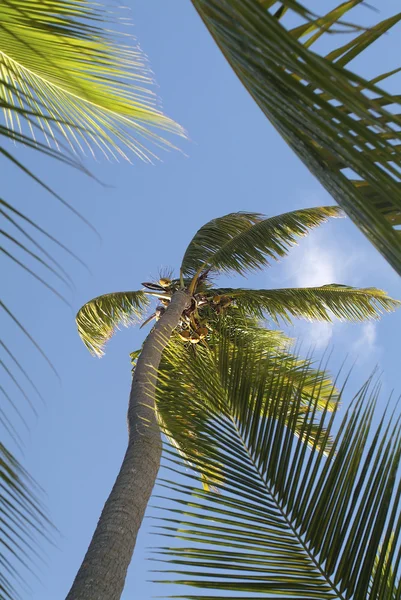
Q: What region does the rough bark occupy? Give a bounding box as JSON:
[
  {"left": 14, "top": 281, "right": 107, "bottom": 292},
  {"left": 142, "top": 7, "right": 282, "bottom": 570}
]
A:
[{"left": 66, "top": 290, "right": 190, "bottom": 600}]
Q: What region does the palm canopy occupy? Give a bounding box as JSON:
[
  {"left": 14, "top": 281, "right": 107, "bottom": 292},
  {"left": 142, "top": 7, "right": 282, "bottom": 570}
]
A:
[
  {"left": 191, "top": 0, "right": 401, "bottom": 274},
  {"left": 213, "top": 285, "right": 399, "bottom": 324},
  {"left": 181, "top": 206, "right": 342, "bottom": 282},
  {"left": 152, "top": 325, "right": 401, "bottom": 599},
  {"left": 76, "top": 207, "right": 400, "bottom": 357}
]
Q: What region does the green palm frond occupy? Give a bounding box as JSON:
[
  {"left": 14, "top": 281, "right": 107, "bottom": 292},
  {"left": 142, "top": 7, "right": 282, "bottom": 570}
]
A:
[
  {"left": 1, "top": 0, "right": 185, "bottom": 452},
  {"left": 202, "top": 313, "right": 338, "bottom": 412},
  {"left": 208, "top": 313, "right": 339, "bottom": 400},
  {"left": 156, "top": 325, "right": 338, "bottom": 492},
  {"left": 1, "top": 0, "right": 185, "bottom": 391},
  {"left": 213, "top": 284, "right": 401, "bottom": 324},
  {"left": 181, "top": 211, "right": 262, "bottom": 278},
  {"left": 191, "top": 0, "right": 401, "bottom": 274},
  {"left": 153, "top": 330, "right": 401, "bottom": 599},
  {"left": 0, "top": 0, "right": 184, "bottom": 160},
  {"left": 181, "top": 206, "right": 342, "bottom": 281},
  {"left": 76, "top": 291, "right": 150, "bottom": 357},
  {"left": 1, "top": 443, "right": 51, "bottom": 600},
  {"left": 204, "top": 310, "right": 293, "bottom": 351}
]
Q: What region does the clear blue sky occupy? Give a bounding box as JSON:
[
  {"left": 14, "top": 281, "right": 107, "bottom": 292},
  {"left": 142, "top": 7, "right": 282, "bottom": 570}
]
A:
[{"left": 2, "top": 1, "right": 401, "bottom": 598}]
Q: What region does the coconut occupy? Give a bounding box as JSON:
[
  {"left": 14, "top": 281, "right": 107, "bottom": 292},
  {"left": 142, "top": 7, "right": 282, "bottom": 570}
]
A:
[
  {"left": 189, "top": 333, "right": 201, "bottom": 344},
  {"left": 178, "top": 330, "right": 191, "bottom": 341},
  {"left": 196, "top": 327, "right": 208, "bottom": 339}
]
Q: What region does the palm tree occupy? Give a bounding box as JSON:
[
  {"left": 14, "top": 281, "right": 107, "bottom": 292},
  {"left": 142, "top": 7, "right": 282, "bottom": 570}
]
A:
[
  {"left": 1, "top": 2, "right": 183, "bottom": 597},
  {"left": 3, "top": 2, "right": 401, "bottom": 596},
  {"left": 153, "top": 322, "right": 401, "bottom": 599},
  {"left": 191, "top": 0, "right": 401, "bottom": 274},
  {"left": 69, "top": 207, "right": 400, "bottom": 600}
]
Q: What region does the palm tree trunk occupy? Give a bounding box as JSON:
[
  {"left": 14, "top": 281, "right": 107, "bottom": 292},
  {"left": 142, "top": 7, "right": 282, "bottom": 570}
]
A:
[{"left": 66, "top": 289, "right": 190, "bottom": 600}]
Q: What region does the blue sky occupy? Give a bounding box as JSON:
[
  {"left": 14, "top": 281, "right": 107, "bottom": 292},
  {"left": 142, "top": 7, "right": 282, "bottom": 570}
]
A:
[{"left": 2, "top": 1, "right": 401, "bottom": 598}]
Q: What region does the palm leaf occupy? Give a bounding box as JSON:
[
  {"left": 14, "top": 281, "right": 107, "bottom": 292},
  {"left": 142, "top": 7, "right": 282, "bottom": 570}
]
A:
[
  {"left": 213, "top": 284, "right": 401, "bottom": 324},
  {"left": 203, "top": 313, "right": 339, "bottom": 412},
  {"left": 191, "top": 0, "right": 401, "bottom": 274},
  {"left": 0, "top": 0, "right": 184, "bottom": 160},
  {"left": 181, "top": 206, "right": 342, "bottom": 281},
  {"left": 153, "top": 330, "right": 401, "bottom": 599},
  {"left": 156, "top": 325, "right": 338, "bottom": 496},
  {"left": 76, "top": 291, "right": 150, "bottom": 357},
  {"left": 215, "top": 312, "right": 339, "bottom": 412},
  {"left": 1, "top": 443, "right": 52, "bottom": 600}
]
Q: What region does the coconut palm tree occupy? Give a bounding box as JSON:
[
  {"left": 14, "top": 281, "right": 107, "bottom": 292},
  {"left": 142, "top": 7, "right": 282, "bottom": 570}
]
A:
[
  {"left": 153, "top": 322, "right": 401, "bottom": 600},
  {"left": 3, "top": 2, "right": 401, "bottom": 596},
  {"left": 191, "top": 0, "right": 401, "bottom": 274},
  {"left": 68, "top": 206, "right": 400, "bottom": 600}
]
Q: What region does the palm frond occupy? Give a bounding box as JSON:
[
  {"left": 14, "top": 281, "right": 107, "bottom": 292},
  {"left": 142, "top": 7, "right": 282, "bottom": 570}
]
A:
[
  {"left": 153, "top": 330, "right": 401, "bottom": 599},
  {"left": 202, "top": 314, "right": 338, "bottom": 412},
  {"left": 181, "top": 211, "right": 262, "bottom": 278},
  {"left": 191, "top": 0, "right": 401, "bottom": 274},
  {"left": 1, "top": 443, "right": 52, "bottom": 600},
  {"left": 181, "top": 206, "right": 342, "bottom": 280},
  {"left": 76, "top": 291, "right": 150, "bottom": 357},
  {"left": 0, "top": 0, "right": 185, "bottom": 160},
  {"left": 213, "top": 284, "right": 401, "bottom": 324},
  {"left": 156, "top": 325, "right": 338, "bottom": 496}
]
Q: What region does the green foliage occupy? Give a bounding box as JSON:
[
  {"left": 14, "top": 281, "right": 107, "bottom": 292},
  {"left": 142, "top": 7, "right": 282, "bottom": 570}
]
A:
[
  {"left": 73, "top": 208, "right": 399, "bottom": 595},
  {"left": 192, "top": 0, "right": 401, "bottom": 273},
  {"left": 76, "top": 291, "right": 150, "bottom": 357},
  {"left": 153, "top": 328, "right": 401, "bottom": 599},
  {"left": 156, "top": 323, "right": 338, "bottom": 473},
  {"left": 213, "top": 284, "right": 401, "bottom": 324},
  {"left": 1, "top": 0, "right": 184, "bottom": 424},
  {"left": 1, "top": 443, "right": 51, "bottom": 600},
  {"left": 0, "top": 0, "right": 184, "bottom": 160},
  {"left": 181, "top": 206, "right": 343, "bottom": 279},
  {"left": 77, "top": 209, "right": 399, "bottom": 363},
  {"left": 130, "top": 349, "right": 142, "bottom": 367},
  {"left": 1, "top": 0, "right": 185, "bottom": 353}
]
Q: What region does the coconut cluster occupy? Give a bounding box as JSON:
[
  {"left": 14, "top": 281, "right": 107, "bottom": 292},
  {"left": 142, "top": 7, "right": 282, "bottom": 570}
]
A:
[{"left": 141, "top": 277, "right": 233, "bottom": 346}]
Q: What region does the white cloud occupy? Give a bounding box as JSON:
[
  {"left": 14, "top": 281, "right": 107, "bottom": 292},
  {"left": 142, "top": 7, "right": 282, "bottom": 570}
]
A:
[
  {"left": 303, "top": 321, "right": 334, "bottom": 350},
  {"left": 278, "top": 232, "right": 383, "bottom": 364},
  {"left": 351, "top": 322, "right": 379, "bottom": 364},
  {"left": 291, "top": 241, "right": 337, "bottom": 288},
  {"left": 269, "top": 213, "right": 386, "bottom": 366},
  {"left": 282, "top": 233, "right": 344, "bottom": 346}
]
